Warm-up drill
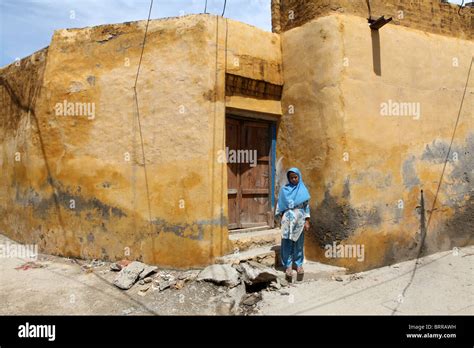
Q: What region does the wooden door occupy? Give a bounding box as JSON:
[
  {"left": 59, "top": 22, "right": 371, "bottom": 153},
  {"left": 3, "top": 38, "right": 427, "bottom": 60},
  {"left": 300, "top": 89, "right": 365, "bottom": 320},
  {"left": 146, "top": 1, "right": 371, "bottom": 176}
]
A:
[{"left": 226, "top": 116, "right": 272, "bottom": 230}]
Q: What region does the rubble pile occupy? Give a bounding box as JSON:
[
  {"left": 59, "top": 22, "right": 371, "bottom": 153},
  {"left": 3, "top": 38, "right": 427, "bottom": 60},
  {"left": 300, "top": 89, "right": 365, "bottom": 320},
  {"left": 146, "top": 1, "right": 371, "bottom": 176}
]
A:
[{"left": 108, "top": 258, "right": 290, "bottom": 315}]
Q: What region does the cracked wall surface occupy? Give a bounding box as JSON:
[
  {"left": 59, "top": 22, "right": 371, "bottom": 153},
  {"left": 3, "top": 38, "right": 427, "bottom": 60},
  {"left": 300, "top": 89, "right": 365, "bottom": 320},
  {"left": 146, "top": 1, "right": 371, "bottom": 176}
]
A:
[
  {"left": 0, "top": 14, "right": 282, "bottom": 268},
  {"left": 277, "top": 11, "right": 473, "bottom": 271}
]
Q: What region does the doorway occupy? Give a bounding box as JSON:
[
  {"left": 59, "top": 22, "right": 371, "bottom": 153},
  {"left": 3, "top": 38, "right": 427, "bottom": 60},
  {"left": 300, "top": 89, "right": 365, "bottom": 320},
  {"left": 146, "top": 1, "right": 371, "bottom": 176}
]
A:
[{"left": 226, "top": 115, "right": 275, "bottom": 230}]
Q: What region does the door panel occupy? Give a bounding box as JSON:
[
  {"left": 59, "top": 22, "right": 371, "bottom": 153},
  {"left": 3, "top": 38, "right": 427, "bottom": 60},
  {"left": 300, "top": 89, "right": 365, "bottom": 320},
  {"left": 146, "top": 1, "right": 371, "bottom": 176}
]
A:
[
  {"left": 226, "top": 116, "right": 272, "bottom": 230},
  {"left": 226, "top": 118, "right": 240, "bottom": 229}
]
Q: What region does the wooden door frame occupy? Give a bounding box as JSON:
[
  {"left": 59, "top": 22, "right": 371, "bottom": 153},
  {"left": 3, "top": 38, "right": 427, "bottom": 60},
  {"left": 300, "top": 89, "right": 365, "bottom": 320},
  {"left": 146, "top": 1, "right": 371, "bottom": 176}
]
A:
[{"left": 225, "top": 113, "right": 277, "bottom": 231}]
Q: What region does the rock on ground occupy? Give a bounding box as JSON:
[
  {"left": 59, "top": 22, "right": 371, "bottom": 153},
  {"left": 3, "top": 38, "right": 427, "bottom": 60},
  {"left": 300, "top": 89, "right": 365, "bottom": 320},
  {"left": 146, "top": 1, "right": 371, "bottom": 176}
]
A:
[
  {"left": 240, "top": 261, "right": 278, "bottom": 285},
  {"left": 113, "top": 261, "right": 146, "bottom": 290},
  {"left": 139, "top": 265, "right": 158, "bottom": 279},
  {"left": 197, "top": 264, "right": 240, "bottom": 287}
]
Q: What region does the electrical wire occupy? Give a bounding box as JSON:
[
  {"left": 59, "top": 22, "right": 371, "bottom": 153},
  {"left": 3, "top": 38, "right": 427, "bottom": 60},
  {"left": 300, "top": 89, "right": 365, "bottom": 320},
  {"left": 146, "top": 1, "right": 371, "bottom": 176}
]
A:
[
  {"left": 221, "top": 0, "right": 227, "bottom": 16},
  {"left": 391, "top": 56, "right": 474, "bottom": 315},
  {"left": 133, "top": 0, "right": 154, "bottom": 235}
]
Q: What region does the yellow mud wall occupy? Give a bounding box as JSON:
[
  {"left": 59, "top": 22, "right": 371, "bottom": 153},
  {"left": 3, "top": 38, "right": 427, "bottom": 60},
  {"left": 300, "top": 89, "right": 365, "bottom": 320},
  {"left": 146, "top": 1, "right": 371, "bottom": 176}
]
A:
[
  {"left": 224, "top": 18, "right": 283, "bottom": 115},
  {"left": 0, "top": 15, "right": 230, "bottom": 268},
  {"left": 0, "top": 14, "right": 283, "bottom": 268},
  {"left": 279, "top": 13, "right": 473, "bottom": 271}
]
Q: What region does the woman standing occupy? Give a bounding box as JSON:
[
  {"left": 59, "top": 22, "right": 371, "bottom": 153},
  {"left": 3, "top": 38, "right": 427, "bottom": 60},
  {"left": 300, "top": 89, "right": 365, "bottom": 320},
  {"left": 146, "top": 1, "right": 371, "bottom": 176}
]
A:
[{"left": 275, "top": 167, "right": 311, "bottom": 281}]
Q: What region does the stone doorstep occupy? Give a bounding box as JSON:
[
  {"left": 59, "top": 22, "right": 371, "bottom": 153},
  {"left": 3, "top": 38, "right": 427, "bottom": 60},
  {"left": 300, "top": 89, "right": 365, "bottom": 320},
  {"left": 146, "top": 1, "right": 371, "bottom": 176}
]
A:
[
  {"left": 219, "top": 230, "right": 348, "bottom": 279},
  {"left": 229, "top": 228, "right": 281, "bottom": 252},
  {"left": 217, "top": 244, "right": 347, "bottom": 279},
  {"left": 217, "top": 245, "right": 279, "bottom": 267}
]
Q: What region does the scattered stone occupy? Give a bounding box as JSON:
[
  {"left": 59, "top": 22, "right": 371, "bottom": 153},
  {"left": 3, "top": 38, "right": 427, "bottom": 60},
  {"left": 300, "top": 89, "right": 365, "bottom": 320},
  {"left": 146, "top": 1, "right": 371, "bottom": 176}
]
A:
[
  {"left": 255, "top": 255, "right": 274, "bottom": 267},
  {"left": 216, "top": 298, "right": 235, "bottom": 315},
  {"left": 122, "top": 307, "right": 135, "bottom": 315},
  {"left": 138, "top": 284, "right": 151, "bottom": 296},
  {"left": 178, "top": 273, "right": 187, "bottom": 280},
  {"left": 278, "top": 276, "right": 289, "bottom": 287},
  {"left": 174, "top": 279, "right": 185, "bottom": 290},
  {"left": 110, "top": 263, "right": 122, "bottom": 271},
  {"left": 197, "top": 264, "right": 240, "bottom": 287},
  {"left": 279, "top": 291, "right": 290, "bottom": 296},
  {"left": 178, "top": 270, "right": 199, "bottom": 280},
  {"left": 140, "top": 284, "right": 151, "bottom": 292},
  {"left": 143, "top": 277, "right": 152, "bottom": 283},
  {"left": 138, "top": 279, "right": 145, "bottom": 285},
  {"left": 159, "top": 272, "right": 175, "bottom": 282},
  {"left": 240, "top": 261, "right": 278, "bottom": 285},
  {"left": 90, "top": 259, "right": 105, "bottom": 267},
  {"left": 269, "top": 279, "right": 281, "bottom": 290},
  {"left": 226, "top": 281, "right": 246, "bottom": 311},
  {"left": 349, "top": 274, "right": 363, "bottom": 281},
  {"left": 242, "top": 292, "right": 262, "bottom": 306},
  {"left": 333, "top": 276, "right": 343, "bottom": 282},
  {"left": 139, "top": 265, "right": 158, "bottom": 279},
  {"left": 113, "top": 261, "right": 146, "bottom": 290}
]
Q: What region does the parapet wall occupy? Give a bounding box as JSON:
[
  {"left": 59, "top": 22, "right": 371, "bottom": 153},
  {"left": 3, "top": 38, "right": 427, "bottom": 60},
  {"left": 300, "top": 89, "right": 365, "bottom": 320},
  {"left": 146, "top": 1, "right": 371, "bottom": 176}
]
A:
[{"left": 272, "top": 0, "right": 473, "bottom": 40}]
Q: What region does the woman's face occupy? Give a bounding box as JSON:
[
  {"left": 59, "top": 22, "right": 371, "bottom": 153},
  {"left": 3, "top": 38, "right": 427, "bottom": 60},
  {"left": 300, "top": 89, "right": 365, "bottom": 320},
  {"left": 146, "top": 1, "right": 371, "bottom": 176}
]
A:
[{"left": 288, "top": 172, "right": 299, "bottom": 185}]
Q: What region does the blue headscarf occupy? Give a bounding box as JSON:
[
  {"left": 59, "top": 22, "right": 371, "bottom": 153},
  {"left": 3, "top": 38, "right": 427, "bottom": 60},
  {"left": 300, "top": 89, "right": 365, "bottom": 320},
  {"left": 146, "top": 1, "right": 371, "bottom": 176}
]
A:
[{"left": 277, "top": 167, "right": 311, "bottom": 212}]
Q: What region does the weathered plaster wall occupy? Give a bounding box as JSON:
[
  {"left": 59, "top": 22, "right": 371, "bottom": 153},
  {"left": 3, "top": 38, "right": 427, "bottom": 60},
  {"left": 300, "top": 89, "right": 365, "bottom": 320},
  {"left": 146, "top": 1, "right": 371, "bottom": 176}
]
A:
[
  {"left": 224, "top": 19, "right": 283, "bottom": 115},
  {"left": 278, "top": 13, "right": 473, "bottom": 271},
  {"left": 1, "top": 15, "right": 225, "bottom": 268},
  {"left": 0, "top": 15, "right": 282, "bottom": 268},
  {"left": 0, "top": 48, "right": 49, "bottom": 260}
]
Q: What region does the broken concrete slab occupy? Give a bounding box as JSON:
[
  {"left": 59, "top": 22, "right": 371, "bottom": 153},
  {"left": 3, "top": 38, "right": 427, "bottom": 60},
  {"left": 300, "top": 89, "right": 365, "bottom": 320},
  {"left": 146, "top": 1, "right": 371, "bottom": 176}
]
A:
[
  {"left": 240, "top": 261, "right": 278, "bottom": 285},
  {"left": 159, "top": 280, "right": 176, "bottom": 291},
  {"left": 227, "top": 281, "right": 246, "bottom": 307},
  {"left": 242, "top": 292, "right": 262, "bottom": 306},
  {"left": 178, "top": 270, "right": 199, "bottom": 281},
  {"left": 197, "top": 264, "right": 240, "bottom": 287},
  {"left": 269, "top": 279, "right": 281, "bottom": 290},
  {"left": 113, "top": 261, "right": 146, "bottom": 290},
  {"left": 139, "top": 265, "right": 158, "bottom": 279}
]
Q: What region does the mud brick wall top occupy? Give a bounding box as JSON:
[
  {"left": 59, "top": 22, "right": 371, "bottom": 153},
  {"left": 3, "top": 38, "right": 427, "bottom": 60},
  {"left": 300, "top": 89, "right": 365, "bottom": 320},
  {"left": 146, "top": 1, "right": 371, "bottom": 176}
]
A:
[{"left": 271, "top": 0, "right": 473, "bottom": 40}]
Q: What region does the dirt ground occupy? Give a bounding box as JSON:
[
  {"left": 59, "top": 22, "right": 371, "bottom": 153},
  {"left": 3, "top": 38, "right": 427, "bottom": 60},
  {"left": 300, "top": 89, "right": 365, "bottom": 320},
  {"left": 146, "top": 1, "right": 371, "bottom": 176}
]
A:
[{"left": 1, "top": 233, "right": 472, "bottom": 315}]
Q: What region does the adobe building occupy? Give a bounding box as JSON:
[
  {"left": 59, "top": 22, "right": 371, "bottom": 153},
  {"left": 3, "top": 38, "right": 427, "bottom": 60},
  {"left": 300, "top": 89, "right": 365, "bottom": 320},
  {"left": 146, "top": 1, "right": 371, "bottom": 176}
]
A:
[{"left": 0, "top": 0, "right": 472, "bottom": 271}]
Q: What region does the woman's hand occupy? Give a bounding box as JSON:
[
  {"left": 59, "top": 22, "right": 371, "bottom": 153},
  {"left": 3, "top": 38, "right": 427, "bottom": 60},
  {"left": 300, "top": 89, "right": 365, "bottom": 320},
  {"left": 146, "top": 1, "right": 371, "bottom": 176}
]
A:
[{"left": 304, "top": 219, "right": 310, "bottom": 231}]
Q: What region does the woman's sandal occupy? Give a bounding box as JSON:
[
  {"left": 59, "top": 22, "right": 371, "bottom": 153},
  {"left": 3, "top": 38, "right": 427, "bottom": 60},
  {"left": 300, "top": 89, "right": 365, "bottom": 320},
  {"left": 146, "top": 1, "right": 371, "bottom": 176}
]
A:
[{"left": 296, "top": 266, "right": 304, "bottom": 281}]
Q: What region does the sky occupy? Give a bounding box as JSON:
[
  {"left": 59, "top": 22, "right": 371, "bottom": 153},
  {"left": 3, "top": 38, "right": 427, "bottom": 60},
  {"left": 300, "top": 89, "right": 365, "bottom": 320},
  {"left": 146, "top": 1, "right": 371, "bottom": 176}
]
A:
[{"left": 0, "top": 0, "right": 466, "bottom": 67}]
